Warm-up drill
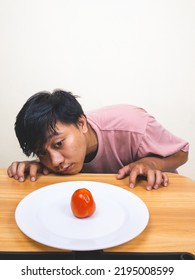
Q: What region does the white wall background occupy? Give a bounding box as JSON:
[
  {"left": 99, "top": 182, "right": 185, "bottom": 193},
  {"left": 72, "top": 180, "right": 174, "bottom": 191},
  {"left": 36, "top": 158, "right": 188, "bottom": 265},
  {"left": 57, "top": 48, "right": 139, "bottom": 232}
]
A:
[{"left": 0, "top": 0, "right": 194, "bottom": 180}]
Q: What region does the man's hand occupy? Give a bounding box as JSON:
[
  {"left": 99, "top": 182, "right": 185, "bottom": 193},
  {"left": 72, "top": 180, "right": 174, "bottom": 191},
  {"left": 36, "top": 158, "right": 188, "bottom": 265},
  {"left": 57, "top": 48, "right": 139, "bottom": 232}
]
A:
[
  {"left": 117, "top": 158, "right": 169, "bottom": 190},
  {"left": 7, "top": 160, "right": 50, "bottom": 182}
]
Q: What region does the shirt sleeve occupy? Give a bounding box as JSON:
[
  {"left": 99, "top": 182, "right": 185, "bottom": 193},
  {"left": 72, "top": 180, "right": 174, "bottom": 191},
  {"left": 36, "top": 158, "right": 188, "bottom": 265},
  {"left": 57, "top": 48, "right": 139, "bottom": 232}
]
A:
[{"left": 137, "top": 115, "right": 189, "bottom": 158}]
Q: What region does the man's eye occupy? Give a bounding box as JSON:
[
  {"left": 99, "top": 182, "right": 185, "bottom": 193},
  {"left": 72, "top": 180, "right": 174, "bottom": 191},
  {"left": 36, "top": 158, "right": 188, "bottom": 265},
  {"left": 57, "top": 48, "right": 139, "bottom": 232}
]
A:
[
  {"left": 37, "top": 151, "right": 47, "bottom": 157},
  {"left": 55, "top": 140, "right": 64, "bottom": 148}
]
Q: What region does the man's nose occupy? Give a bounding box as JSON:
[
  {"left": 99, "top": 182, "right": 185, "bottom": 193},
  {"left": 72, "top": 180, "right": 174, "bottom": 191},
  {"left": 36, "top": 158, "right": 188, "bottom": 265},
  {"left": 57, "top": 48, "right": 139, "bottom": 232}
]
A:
[{"left": 50, "top": 151, "right": 64, "bottom": 167}]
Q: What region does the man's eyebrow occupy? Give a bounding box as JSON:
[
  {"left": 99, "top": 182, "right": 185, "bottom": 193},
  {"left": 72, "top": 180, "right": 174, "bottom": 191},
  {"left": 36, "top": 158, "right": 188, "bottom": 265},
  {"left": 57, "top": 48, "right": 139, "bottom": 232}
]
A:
[{"left": 46, "top": 130, "right": 60, "bottom": 140}]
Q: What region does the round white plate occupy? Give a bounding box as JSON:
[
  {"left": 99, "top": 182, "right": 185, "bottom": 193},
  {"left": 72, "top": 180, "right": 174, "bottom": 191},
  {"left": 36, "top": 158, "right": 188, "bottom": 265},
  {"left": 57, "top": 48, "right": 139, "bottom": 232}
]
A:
[{"left": 15, "top": 181, "right": 149, "bottom": 251}]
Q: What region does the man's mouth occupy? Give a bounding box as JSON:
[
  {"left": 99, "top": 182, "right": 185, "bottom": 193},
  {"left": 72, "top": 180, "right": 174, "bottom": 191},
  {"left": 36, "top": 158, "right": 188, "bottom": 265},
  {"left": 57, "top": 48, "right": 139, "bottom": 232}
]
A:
[{"left": 60, "top": 163, "right": 74, "bottom": 173}]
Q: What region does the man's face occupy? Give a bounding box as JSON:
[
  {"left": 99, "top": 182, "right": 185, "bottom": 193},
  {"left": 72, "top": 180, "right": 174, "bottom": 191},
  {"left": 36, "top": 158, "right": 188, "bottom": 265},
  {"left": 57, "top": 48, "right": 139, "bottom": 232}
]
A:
[{"left": 37, "top": 117, "right": 88, "bottom": 175}]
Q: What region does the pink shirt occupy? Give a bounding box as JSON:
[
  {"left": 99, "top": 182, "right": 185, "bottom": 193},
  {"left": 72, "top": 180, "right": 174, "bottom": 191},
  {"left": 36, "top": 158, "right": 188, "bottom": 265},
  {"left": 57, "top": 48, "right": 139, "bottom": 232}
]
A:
[{"left": 81, "top": 105, "right": 189, "bottom": 174}]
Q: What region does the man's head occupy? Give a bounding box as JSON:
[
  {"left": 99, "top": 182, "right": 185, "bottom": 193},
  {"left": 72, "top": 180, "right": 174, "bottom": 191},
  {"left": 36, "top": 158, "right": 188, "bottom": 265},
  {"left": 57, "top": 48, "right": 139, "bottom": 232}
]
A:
[{"left": 15, "top": 89, "right": 85, "bottom": 157}]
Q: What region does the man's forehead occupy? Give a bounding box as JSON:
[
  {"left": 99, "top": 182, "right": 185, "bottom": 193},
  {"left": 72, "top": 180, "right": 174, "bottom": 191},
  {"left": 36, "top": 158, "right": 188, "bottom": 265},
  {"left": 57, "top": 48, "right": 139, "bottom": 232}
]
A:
[
  {"left": 45, "top": 122, "right": 68, "bottom": 140},
  {"left": 45, "top": 121, "right": 74, "bottom": 141}
]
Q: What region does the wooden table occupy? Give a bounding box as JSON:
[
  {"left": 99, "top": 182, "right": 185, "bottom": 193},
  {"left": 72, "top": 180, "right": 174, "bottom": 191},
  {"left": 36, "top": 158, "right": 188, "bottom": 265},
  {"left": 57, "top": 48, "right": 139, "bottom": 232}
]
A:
[{"left": 0, "top": 168, "right": 195, "bottom": 259}]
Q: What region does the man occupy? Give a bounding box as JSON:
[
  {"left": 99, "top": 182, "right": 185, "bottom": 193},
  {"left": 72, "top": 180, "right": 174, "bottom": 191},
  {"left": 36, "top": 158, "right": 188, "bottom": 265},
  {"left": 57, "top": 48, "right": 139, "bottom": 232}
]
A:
[{"left": 7, "top": 90, "right": 189, "bottom": 190}]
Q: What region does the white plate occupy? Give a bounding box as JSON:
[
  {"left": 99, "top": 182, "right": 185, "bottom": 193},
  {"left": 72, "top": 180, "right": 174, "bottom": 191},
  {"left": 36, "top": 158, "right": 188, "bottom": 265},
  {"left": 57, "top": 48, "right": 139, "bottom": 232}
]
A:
[{"left": 15, "top": 181, "right": 149, "bottom": 251}]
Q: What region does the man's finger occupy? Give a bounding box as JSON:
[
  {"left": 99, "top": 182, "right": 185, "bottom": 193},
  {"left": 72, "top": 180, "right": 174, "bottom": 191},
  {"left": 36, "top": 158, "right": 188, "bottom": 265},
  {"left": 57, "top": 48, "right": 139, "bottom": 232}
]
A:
[{"left": 117, "top": 165, "right": 130, "bottom": 179}]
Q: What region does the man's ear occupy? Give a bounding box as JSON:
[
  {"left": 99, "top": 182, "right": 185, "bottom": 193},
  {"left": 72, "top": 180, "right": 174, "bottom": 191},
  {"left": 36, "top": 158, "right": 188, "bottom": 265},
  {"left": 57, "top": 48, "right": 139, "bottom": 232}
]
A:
[{"left": 77, "top": 115, "right": 88, "bottom": 133}]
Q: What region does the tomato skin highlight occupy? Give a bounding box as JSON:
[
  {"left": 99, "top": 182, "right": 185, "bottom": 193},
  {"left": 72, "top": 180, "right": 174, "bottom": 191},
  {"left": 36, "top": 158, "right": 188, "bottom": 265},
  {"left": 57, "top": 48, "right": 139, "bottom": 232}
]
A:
[{"left": 71, "top": 188, "right": 96, "bottom": 218}]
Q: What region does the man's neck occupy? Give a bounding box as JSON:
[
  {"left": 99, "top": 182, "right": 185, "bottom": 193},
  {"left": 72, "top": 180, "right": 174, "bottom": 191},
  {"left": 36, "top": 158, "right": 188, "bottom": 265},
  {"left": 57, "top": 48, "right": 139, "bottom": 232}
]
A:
[{"left": 84, "top": 123, "right": 98, "bottom": 163}]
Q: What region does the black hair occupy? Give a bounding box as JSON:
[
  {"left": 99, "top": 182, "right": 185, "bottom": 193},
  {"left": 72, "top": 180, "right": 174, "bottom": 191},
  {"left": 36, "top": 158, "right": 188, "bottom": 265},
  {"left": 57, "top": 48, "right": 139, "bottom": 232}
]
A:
[{"left": 15, "top": 89, "right": 85, "bottom": 156}]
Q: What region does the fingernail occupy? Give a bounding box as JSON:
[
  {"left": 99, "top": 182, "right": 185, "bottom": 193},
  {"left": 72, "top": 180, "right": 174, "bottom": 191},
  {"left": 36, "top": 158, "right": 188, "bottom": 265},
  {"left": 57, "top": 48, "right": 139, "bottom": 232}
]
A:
[
  {"left": 146, "top": 186, "right": 152, "bottom": 191},
  {"left": 154, "top": 184, "right": 158, "bottom": 189},
  {"left": 129, "top": 183, "right": 134, "bottom": 188},
  {"left": 19, "top": 177, "right": 24, "bottom": 182},
  {"left": 164, "top": 182, "right": 168, "bottom": 187},
  {"left": 31, "top": 177, "right": 36, "bottom": 182},
  {"left": 14, "top": 175, "right": 18, "bottom": 180}
]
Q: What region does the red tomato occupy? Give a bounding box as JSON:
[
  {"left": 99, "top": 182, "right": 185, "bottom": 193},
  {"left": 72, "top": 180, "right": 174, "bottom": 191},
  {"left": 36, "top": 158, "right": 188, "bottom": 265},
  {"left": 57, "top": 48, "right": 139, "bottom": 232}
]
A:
[{"left": 71, "top": 188, "right": 96, "bottom": 218}]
